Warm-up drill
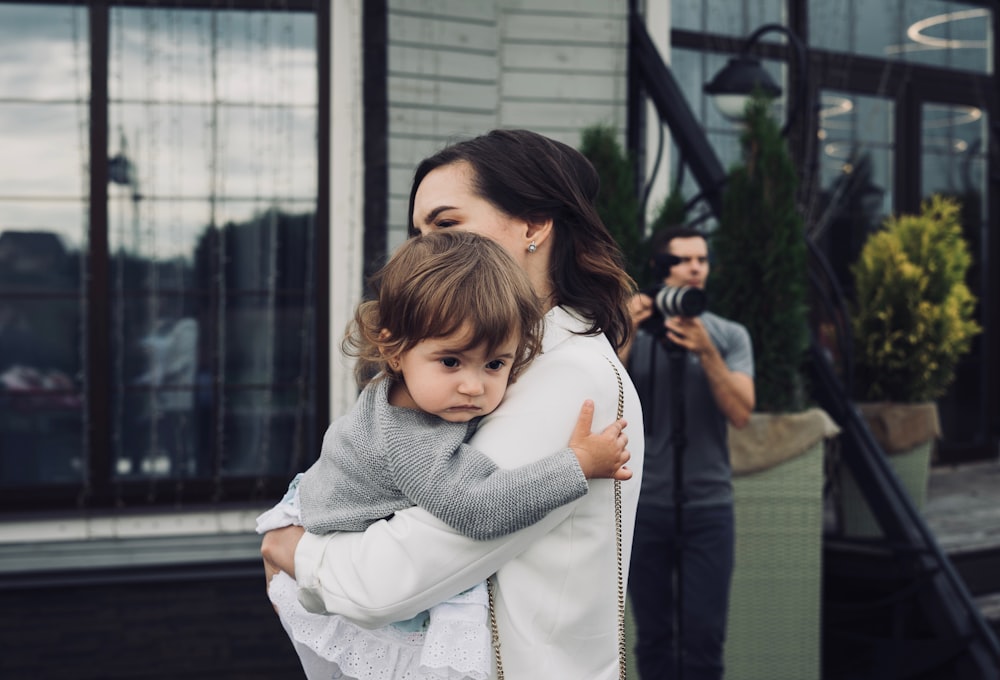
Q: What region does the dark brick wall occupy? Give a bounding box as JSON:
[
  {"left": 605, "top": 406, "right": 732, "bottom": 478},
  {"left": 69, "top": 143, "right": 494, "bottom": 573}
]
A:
[{"left": 0, "top": 564, "right": 304, "bottom": 680}]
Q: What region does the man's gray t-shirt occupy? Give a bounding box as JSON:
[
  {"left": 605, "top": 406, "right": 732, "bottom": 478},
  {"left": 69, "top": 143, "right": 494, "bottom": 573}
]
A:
[{"left": 626, "top": 311, "right": 754, "bottom": 509}]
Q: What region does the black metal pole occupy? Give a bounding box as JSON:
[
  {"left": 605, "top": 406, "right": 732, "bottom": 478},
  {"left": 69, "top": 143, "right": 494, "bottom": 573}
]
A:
[
  {"left": 667, "top": 344, "right": 687, "bottom": 680},
  {"left": 630, "top": 14, "right": 728, "bottom": 219},
  {"left": 87, "top": 0, "right": 111, "bottom": 506}
]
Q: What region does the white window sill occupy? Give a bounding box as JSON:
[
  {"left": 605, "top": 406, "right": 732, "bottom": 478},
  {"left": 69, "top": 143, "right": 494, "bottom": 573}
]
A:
[{"left": 0, "top": 507, "right": 273, "bottom": 580}]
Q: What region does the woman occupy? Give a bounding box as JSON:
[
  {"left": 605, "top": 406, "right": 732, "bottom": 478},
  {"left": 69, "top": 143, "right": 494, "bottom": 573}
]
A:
[
  {"left": 262, "top": 128, "right": 645, "bottom": 679},
  {"left": 259, "top": 230, "right": 631, "bottom": 680}
]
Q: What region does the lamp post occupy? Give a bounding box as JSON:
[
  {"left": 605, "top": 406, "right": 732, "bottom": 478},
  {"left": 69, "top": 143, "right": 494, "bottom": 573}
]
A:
[
  {"left": 703, "top": 23, "right": 808, "bottom": 139},
  {"left": 703, "top": 23, "right": 813, "bottom": 204}
]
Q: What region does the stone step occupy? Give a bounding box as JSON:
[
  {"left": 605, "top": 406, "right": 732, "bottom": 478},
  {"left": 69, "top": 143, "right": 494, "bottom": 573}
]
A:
[
  {"left": 924, "top": 460, "right": 1000, "bottom": 637},
  {"left": 973, "top": 592, "right": 1000, "bottom": 637}
]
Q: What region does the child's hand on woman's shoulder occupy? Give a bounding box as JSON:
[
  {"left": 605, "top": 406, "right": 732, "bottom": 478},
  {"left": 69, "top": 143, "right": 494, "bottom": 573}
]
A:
[{"left": 568, "top": 399, "right": 631, "bottom": 480}]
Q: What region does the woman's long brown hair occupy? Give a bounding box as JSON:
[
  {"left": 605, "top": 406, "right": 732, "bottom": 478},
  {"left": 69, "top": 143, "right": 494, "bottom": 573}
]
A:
[{"left": 407, "top": 129, "right": 636, "bottom": 350}]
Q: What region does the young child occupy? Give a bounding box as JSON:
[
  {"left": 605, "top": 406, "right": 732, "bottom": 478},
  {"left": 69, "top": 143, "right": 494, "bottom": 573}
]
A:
[{"left": 257, "top": 230, "right": 630, "bottom": 680}]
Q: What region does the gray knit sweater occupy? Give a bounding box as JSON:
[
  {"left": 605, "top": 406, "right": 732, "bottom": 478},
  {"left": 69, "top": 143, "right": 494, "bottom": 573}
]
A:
[{"left": 298, "top": 375, "right": 589, "bottom": 541}]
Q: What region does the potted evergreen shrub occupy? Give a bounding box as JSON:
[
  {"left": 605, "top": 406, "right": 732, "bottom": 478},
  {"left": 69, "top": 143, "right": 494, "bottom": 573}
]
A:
[
  {"left": 839, "top": 194, "right": 981, "bottom": 535},
  {"left": 709, "top": 94, "right": 838, "bottom": 679}
]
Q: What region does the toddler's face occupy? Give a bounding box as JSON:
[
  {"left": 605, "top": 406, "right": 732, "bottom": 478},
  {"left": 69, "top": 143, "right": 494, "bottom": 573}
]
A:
[{"left": 390, "top": 325, "right": 518, "bottom": 423}]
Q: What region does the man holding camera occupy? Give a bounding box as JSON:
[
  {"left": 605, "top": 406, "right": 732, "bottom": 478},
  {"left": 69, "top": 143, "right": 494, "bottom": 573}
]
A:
[{"left": 621, "top": 226, "right": 755, "bottom": 680}]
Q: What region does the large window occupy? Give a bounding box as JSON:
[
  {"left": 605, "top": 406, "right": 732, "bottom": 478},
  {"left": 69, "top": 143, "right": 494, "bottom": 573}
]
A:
[
  {"left": 919, "top": 101, "right": 990, "bottom": 450},
  {"left": 664, "top": 0, "right": 998, "bottom": 462},
  {"left": 0, "top": 4, "right": 89, "bottom": 489},
  {"left": 810, "top": 0, "right": 992, "bottom": 74},
  {"left": 811, "top": 92, "right": 895, "bottom": 297},
  {"left": 0, "top": 1, "right": 326, "bottom": 510},
  {"left": 670, "top": 0, "right": 784, "bottom": 37}
]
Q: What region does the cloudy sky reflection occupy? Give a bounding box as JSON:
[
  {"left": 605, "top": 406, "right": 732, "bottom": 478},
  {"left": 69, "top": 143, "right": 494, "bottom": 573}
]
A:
[{"left": 0, "top": 3, "right": 317, "bottom": 259}]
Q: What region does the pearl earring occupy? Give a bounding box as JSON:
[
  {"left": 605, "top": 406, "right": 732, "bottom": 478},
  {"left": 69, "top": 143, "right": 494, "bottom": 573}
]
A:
[{"left": 527, "top": 241, "right": 537, "bottom": 253}]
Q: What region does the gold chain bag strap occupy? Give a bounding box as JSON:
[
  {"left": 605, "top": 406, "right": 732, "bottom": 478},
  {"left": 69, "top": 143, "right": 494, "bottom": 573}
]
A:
[{"left": 488, "top": 357, "right": 627, "bottom": 679}]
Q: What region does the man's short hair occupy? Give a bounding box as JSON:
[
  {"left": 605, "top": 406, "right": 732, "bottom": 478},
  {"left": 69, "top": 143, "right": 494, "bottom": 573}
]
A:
[{"left": 648, "top": 225, "right": 707, "bottom": 256}]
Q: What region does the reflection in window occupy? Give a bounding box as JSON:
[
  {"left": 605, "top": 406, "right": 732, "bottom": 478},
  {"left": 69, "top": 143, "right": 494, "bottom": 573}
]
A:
[
  {"left": 920, "top": 103, "right": 986, "bottom": 206},
  {"left": 921, "top": 103, "right": 988, "bottom": 445},
  {"left": 809, "top": 0, "right": 992, "bottom": 74},
  {"left": 0, "top": 2, "right": 320, "bottom": 498},
  {"left": 671, "top": 0, "right": 784, "bottom": 37},
  {"left": 812, "top": 92, "right": 894, "bottom": 298},
  {"left": 107, "top": 7, "right": 318, "bottom": 481},
  {"left": 0, "top": 3, "right": 88, "bottom": 486}
]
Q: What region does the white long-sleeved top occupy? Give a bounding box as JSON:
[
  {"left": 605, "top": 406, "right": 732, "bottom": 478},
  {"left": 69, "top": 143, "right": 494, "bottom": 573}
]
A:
[{"left": 294, "top": 306, "right": 645, "bottom": 679}]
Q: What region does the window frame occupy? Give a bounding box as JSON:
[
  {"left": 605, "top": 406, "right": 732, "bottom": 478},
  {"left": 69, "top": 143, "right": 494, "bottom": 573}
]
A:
[
  {"left": 0, "top": 0, "right": 329, "bottom": 513},
  {"left": 662, "top": 0, "right": 999, "bottom": 463}
]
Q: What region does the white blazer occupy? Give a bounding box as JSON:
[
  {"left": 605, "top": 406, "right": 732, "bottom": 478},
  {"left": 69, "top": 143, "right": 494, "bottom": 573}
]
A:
[{"left": 295, "top": 306, "right": 645, "bottom": 679}]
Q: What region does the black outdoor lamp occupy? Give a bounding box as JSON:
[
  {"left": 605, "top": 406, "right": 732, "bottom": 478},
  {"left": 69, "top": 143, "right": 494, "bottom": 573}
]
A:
[
  {"left": 704, "top": 55, "right": 781, "bottom": 120},
  {"left": 703, "top": 23, "right": 807, "bottom": 137}
]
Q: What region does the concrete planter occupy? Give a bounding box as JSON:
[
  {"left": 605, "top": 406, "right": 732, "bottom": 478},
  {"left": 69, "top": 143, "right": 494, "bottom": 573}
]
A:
[
  {"left": 837, "top": 402, "right": 941, "bottom": 537},
  {"left": 725, "top": 408, "right": 839, "bottom": 680}
]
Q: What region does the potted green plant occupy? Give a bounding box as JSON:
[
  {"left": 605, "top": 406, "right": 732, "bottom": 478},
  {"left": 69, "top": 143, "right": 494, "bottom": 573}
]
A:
[
  {"left": 839, "top": 194, "right": 981, "bottom": 535},
  {"left": 709, "top": 94, "right": 838, "bottom": 679}
]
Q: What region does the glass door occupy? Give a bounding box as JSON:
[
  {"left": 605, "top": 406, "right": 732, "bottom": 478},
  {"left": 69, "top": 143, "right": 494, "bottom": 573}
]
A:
[{"left": 919, "top": 100, "right": 992, "bottom": 460}]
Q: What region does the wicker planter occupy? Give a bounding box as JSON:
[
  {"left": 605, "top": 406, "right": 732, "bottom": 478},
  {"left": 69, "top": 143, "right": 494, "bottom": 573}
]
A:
[
  {"left": 724, "top": 408, "right": 839, "bottom": 680},
  {"left": 837, "top": 402, "right": 940, "bottom": 538}
]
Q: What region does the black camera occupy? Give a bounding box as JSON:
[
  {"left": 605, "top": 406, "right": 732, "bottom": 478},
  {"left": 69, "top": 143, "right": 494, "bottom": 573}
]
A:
[
  {"left": 653, "top": 285, "right": 707, "bottom": 318},
  {"left": 638, "top": 285, "right": 707, "bottom": 341}
]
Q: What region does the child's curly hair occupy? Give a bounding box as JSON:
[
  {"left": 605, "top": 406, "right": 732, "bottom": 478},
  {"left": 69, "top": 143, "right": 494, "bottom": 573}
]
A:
[{"left": 343, "top": 230, "right": 545, "bottom": 387}]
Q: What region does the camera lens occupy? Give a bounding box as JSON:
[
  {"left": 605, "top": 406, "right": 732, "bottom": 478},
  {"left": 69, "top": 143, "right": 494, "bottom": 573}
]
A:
[{"left": 654, "top": 285, "right": 707, "bottom": 318}]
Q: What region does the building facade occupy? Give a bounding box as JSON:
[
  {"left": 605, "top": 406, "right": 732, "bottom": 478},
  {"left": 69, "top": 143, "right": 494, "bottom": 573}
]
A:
[{"left": 0, "top": 0, "right": 995, "bottom": 677}]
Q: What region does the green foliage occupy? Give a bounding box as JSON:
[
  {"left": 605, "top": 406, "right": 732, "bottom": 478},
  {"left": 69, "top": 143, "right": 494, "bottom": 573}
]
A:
[
  {"left": 637, "top": 190, "right": 689, "bottom": 284},
  {"left": 579, "top": 124, "right": 644, "bottom": 281},
  {"left": 851, "top": 194, "right": 981, "bottom": 402},
  {"left": 648, "top": 190, "right": 687, "bottom": 234},
  {"left": 708, "top": 95, "right": 810, "bottom": 413}
]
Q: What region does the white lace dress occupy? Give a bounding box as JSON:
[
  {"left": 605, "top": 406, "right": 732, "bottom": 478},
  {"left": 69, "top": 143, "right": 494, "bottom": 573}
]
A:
[{"left": 256, "top": 477, "right": 492, "bottom": 680}]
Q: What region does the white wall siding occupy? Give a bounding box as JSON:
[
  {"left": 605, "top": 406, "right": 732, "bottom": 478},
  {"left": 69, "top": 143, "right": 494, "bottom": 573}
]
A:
[
  {"left": 503, "top": 71, "right": 622, "bottom": 100},
  {"left": 385, "top": 0, "right": 629, "bottom": 249},
  {"left": 386, "top": 2, "right": 501, "bottom": 250},
  {"left": 387, "top": 74, "right": 499, "bottom": 111},
  {"left": 640, "top": 0, "right": 673, "bottom": 229},
  {"left": 498, "top": 4, "right": 627, "bottom": 146},
  {"left": 504, "top": 0, "right": 624, "bottom": 12},
  {"left": 501, "top": 11, "right": 626, "bottom": 43},
  {"left": 330, "top": 0, "right": 366, "bottom": 418}
]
